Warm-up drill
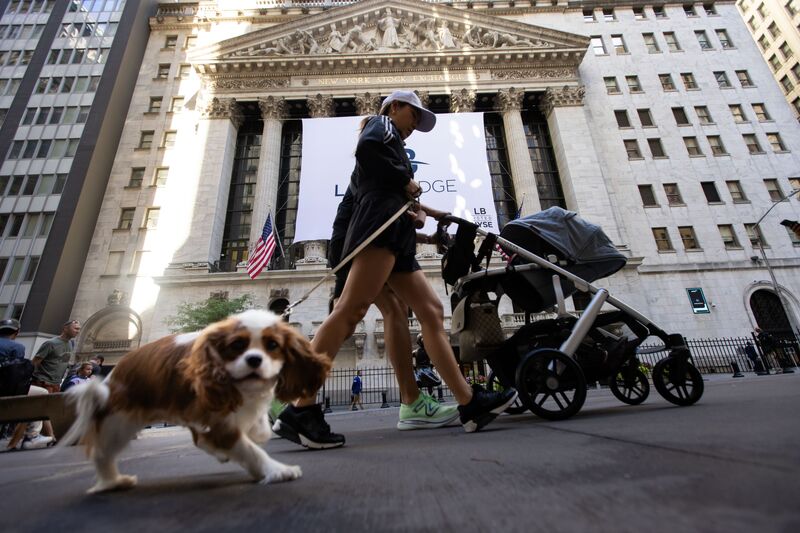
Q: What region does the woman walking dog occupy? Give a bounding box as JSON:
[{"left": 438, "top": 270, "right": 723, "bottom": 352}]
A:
[{"left": 273, "top": 90, "right": 518, "bottom": 449}]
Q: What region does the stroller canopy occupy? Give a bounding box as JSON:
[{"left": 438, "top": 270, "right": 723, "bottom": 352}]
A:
[{"left": 501, "top": 207, "right": 626, "bottom": 269}]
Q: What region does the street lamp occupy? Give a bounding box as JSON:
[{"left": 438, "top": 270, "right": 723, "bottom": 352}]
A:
[{"left": 753, "top": 187, "right": 800, "bottom": 346}]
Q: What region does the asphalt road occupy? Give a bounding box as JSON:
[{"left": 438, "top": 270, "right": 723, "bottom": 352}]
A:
[{"left": 1, "top": 373, "right": 798, "bottom": 533}]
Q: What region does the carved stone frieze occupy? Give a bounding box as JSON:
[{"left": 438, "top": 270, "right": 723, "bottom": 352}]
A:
[
  {"left": 258, "top": 95, "right": 287, "bottom": 121},
  {"left": 450, "top": 89, "right": 476, "bottom": 113},
  {"left": 354, "top": 92, "right": 382, "bottom": 115},
  {"left": 307, "top": 94, "right": 335, "bottom": 118},
  {"left": 107, "top": 289, "right": 128, "bottom": 306},
  {"left": 270, "top": 288, "right": 289, "bottom": 299},
  {"left": 207, "top": 77, "right": 290, "bottom": 90},
  {"left": 415, "top": 90, "right": 430, "bottom": 108},
  {"left": 496, "top": 87, "right": 524, "bottom": 113},
  {"left": 200, "top": 97, "right": 244, "bottom": 128},
  {"left": 492, "top": 68, "right": 576, "bottom": 81},
  {"left": 539, "top": 85, "right": 586, "bottom": 116}
]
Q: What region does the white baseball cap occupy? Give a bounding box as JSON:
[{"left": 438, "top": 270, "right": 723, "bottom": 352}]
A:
[{"left": 379, "top": 90, "right": 437, "bottom": 132}]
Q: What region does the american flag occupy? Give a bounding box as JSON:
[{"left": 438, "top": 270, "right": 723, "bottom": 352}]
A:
[{"left": 247, "top": 213, "right": 277, "bottom": 279}]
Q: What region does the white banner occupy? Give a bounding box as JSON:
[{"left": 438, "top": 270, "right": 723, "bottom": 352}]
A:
[{"left": 293, "top": 112, "right": 499, "bottom": 243}]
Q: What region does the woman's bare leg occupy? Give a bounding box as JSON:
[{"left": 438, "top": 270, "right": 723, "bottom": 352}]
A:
[
  {"left": 374, "top": 288, "right": 419, "bottom": 404},
  {"left": 387, "top": 270, "right": 473, "bottom": 405},
  {"left": 297, "top": 246, "right": 396, "bottom": 407}
]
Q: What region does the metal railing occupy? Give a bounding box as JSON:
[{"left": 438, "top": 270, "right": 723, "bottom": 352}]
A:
[{"left": 317, "top": 366, "right": 454, "bottom": 409}]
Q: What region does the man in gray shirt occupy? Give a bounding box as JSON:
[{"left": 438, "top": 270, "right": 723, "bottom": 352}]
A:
[{"left": 31, "top": 319, "right": 80, "bottom": 393}]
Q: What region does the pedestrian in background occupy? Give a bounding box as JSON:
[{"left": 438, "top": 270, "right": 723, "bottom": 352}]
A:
[{"left": 350, "top": 370, "right": 363, "bottom": 411}]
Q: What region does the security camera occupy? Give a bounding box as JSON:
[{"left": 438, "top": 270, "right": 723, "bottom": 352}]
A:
[{"left": 750, "top": 256, "right": 760, "bottom": 262}]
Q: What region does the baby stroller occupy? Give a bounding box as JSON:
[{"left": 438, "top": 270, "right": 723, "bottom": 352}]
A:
[{"left": 439, "top": 207, "right": 704, "bottom": 421}]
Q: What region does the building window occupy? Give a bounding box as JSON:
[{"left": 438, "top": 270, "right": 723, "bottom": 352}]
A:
[
  {"left": 752, "top": 103, "right": 771, "bottom": 121},
  {"left": 626, "top": 75, "right": 642, "bottom": 92},
  {"left": 156, "top": 64, "right": 170, "bottom": 79},
  {"left": 591, "top": 36, "right": 607, "bottom": 55},
  {"left": 736, "top": 70, "right": 754, "bottom": 87},
  {"left": 104, "top": 252, "right": 123, "bottom": 276},
  {"left": 154, "top": 167, "right": 169, "bottom": 187},
  {"left": 184, "top": 35, "right": 197, "bottom": 48},
  {"left": 672, "top": 106, "right": 690, "bottom": 125},
  {"left": 633, "top": 7, "right": 646, "bottom": 20},
  {"left": 794, "top": 98, "right": 800, "bottom": 115},
  {"left": 660, "top": 73, "right": 676, "bottom": 91},
  {"left": 745, "top": 223, "right": 767, "bottom": 247},
  {"left": 793, "top": 64, "right": 800, "bottom": 83},
  {"left": 786, "top": 1, "right": 799, "bottom": 16},
  {"left": 729, "top": 104, "right": 747, "bottom": 122},
  {"left": 743, "top": 134, "right": 764, "bottom": 154},
  {"left": 638, "top": 109, "right": 655, "bottom": 127},
  {"left": 583, "top": 8, "right": 595, "bottom": 22},
  {"left": 138, "top": 131, "right": 154, "bottom": 149},
  {"left": 766, "top": 133, "right": 787, "bottom": 152},
  {"left": 648, "top": 138, "right": 667, "bottom": 158},
  {"left": 147, "top": 97, "right": 162, "bottom": 113},
  {"left": 128, "top": 168, "right": 144, "bottom": 188},
  {"left": 681, "top": 72, "right": 698, "bottom": 89},
  {"left": 695, "top": 31, "right": 713, "bottom": 50},
  {"left": 614, "top": 110, "right": 631, "bottom": 128},
  {"left": 654, "top": 6, "right": 667, "bottom": 18},
  {"left": 652, "top": 227, "right": 674, "bottom": 251},
  {"left": 664, "top": 32, "right": 681, "bottom": 52},
  {"left": 603, "top": 8, "right": 616, "bottom": 21},
  {"left": 664, "top": 183, "right": 684, "bottom": 204},
  {"left": 170, "top": 97, "right": 184, "bottom": 113},
  {"left": 767, "top": 22, "right": 781, "bottom": 39},
  {"left": 726, "top": 180, "right": 748, "bottom": 202},
  {"left": 748, "top": 17, "right": 759, "bottom": 31},
  {"left": 789, "top": 177, "right": 800, "bottom": 195},
  {"left": 164, "top": 35, "right": 178, "bottom": 50},
  {"left": 695, "top": 106, "right": 713, "bottom": 124},
  {"left": 22, "top": 256, "right": 39, "bottom": 282},
  {"left": 611, "top": 35, "right": 628, "bottom": 54},
  {"left": 716, "top": 29, "right": 733, "bottom": 49},
  {"left": 684, "top": 3, "right": 697, "bottom": 16},
  {"left": 780, "top": 75, "right": 794, "bottom": 93},
  {"left": 118, "top": 208, "right": 135, "bottom": 230},
  {"left": 714, "top": 71, "right": 731, "bottom": 88},
  {"left": 143, "top": 208, "right": 160, "bottom": 230},
  {"left": 757, "top": 3, "right": 768, "bottom": 17},
  {"left": 643, "top": 33, "right": 660, "bottom": 53},
  {"left": 758, "top": 35, "right": 770, "bottom": 52},
  {"left": 786, "top": 225, "right": 800, "bottom": 245},
  {"left": 684, "top": 136, "right": 703, "bottom": 156},
  {"left": 701, "top": 181, "right": 722, "bottom": 203},
  {"left": 769, "top": 54, "right": 782, "bottom": 72},
  {"left": 764, "top": 179, "right": 785, "bottom": 201},
  {"left": 778, "top": 43, "right": 794, "bottom": 61},
  {"left": 604, "top": 77, "right": 620, "bottom": 94},
  {"left": 718, "top": 225, "right": 740, "bottom": 249},
  {"left": 624, "top": 139, "right": 642, "bottom": 159},
  {"left": 177, "top": 64, "right": 192, "bottom": 79},
  {"left": 638, "top": 184, "right": 658, "bottom": 206},
  {"left": 708, "top": 136, "right": 727, "bottom": 155},
  {"left": 162, "top": 130, "right": 177, "bottom": 148},
  {"left": 679, "top": 226, "right": 701, "bottom": 250}
]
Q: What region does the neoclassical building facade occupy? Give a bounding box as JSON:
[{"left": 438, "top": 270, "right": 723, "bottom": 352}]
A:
[{"left": 69, "top": 0, "right": 800, "bottom": 366}]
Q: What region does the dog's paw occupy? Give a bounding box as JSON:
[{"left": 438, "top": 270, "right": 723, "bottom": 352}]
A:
[
  {"left": 87, "top": 474, "right": 138, "bottom": 494},
  {"left": 260, "top": 464, "right": 302, "bottom": 484}
]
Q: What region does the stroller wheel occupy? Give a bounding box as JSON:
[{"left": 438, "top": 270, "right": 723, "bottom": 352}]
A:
[
  {"left": 652, "top": 356, "right": 704, "bottom": 406},
  {"left": 487, "top": 372, "right": 527, "bottom": 415},
  {"left": 609, "top": 367, "right": 650, "bottom": 405},
  {"left": 515, "top": 349, "right": 587, "bottom": 421}
]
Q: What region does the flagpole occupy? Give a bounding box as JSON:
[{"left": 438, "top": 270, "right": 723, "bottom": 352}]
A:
[{"left": 270, "top": 209, "right": 285, "bottom": 260}]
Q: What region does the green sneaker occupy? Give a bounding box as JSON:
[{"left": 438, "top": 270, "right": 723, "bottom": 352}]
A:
[
  {"left": 268, "top": 399, "right": 288, "bottom": 425},
  {"left": 397, "top": 393, "right": 459, "bottom": 430}
]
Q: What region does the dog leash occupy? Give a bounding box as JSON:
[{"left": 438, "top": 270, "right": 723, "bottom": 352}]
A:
[{"left": 281, "top": 200, "right": 414, "bottom": 319}]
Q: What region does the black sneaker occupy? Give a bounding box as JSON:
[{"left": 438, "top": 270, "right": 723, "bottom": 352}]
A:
[
  {"left": 415, "top": 366, "right": 442, "bottom": 389},
  {"left": 458, "top": 384, "right": 519, "bottom": 433},
  {"left": 271, "top": 404, "right": 345, "bottom": 449}
]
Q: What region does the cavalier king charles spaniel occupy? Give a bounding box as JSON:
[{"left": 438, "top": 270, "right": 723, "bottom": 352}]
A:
[{"left": 61, "top": 309, "right": 330, "bottom": 493}]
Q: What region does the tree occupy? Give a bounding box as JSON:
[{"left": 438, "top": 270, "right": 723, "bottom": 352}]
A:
[{"left": 166, "top": 293, "right": 254, "bottom": 333}]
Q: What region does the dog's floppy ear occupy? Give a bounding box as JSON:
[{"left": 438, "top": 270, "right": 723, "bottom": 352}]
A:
[
  {"left": 182, "top": 320, "right": 242, "bottom": 416},
  {"left": 275, "top": 324, "right": 331, "bottom": 403}
]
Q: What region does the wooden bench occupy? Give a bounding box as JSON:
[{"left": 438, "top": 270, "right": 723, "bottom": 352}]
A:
[{"left": 0, "top": 392, "right": 76, "bottom": 439}]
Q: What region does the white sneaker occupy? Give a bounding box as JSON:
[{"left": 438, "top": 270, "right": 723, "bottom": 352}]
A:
[{"left": 21, "top": 435, "right": 55, "bottom": 450}]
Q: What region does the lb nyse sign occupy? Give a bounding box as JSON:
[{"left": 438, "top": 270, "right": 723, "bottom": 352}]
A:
[{"left": 293, "top": 112, "right": 499, "bottom": 243}]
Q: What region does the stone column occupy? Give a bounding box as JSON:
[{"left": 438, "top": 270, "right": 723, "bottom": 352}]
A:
[
  {"left": 540, "top": 86, "right": 624, "bottom": 243},
  {"left": 498, "top": 87, "right": 540, "bottom": 216},
  {"left": 297, "top": 93, "right": 335, "bottom": 266},
  {"left": 250, "top": 96, "right": 286, "bottom": 249},
  {"left": 354, "top": 92, "right": 381, "bottom": 116},
  {"left": 172, "top": 96, "right": 242, "bottom": 265},
  {"left": 449, "top": 88, "right": 476, "bottom": 113}
]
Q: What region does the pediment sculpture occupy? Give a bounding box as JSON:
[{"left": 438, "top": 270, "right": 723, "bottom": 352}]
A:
[{"left": 226, "top": 9, "right": 554, "bottom": 58}]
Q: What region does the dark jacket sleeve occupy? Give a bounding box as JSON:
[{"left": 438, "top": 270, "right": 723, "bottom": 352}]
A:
[{"left": 355, "top": 117, "right": 411, "bottom": 190}]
